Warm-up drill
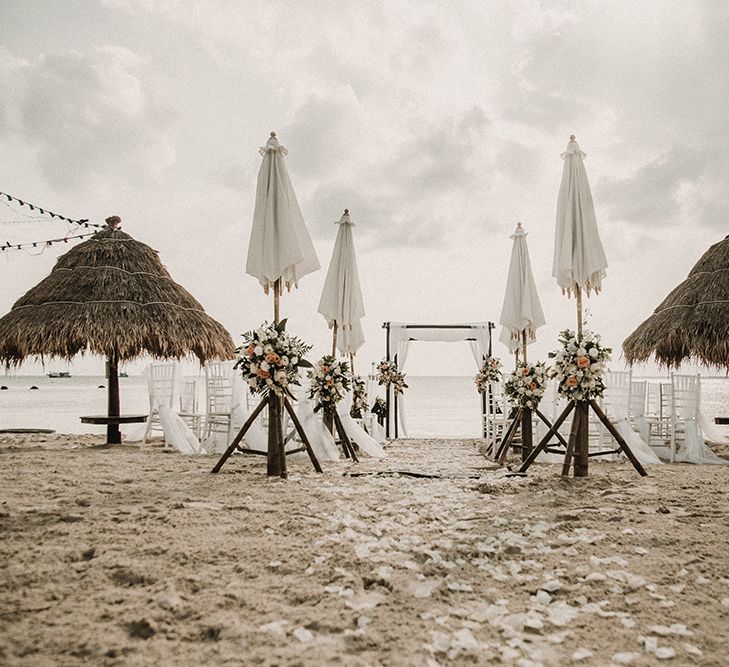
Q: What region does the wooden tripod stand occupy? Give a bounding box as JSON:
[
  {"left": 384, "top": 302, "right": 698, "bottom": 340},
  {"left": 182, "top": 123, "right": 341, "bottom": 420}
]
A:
[
  {"left": 211, "top": 392, "right": 323, "bottom": 478},
  {"left": 494, "top": 404, "right": 571, "bottom": 464},
  {"left": 323, "top": 410, "right": 359, "bottom": 461},
  {"left": 516, "top": 399, "right": 647, "bottom": 477}
]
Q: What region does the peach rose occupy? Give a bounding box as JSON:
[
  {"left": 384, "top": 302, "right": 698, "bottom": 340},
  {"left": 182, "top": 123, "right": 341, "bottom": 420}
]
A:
[
  {"left": 245, "top": 344, "right": 255, "bottom": 358},
  {"left": 326, "top": 378, "right": 333, "bottom": 386},
  {"left": 576, "top": 356, "right": 590, "bottom": 368},
  {"left": 265, "top": 352, "right": 280, "bottom": 364},
  {"left": 521, "top": 368, "right": 531, "bottom": 376},
  {"left": 566, "top": 375, "right": 578, "bottom": 387},
  {"left": 257, "top": 369, "right": 270, "bottom": 379},
  {"left": 530, "top": 382, "right": 537, "bottom": 390}
]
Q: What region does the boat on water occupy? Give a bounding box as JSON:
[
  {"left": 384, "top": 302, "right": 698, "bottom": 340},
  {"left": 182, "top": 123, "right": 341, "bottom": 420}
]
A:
[{"left": 47, "top": 371, "right": 72, "bottom": 378}]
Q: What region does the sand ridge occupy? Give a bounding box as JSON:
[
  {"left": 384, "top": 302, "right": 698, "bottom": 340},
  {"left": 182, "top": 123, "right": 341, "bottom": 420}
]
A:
[{"left": 1, "top": 434, "right": 728, "bottom": 666}]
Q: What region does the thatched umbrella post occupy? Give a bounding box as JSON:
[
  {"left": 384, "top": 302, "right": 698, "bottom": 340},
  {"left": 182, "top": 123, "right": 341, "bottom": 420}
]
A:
[
  {"left": 0, "top": 216, "right": 236, "bottom": 444},
  {"left": 107, "top": 350, "right": 121, "bottom": 444}
]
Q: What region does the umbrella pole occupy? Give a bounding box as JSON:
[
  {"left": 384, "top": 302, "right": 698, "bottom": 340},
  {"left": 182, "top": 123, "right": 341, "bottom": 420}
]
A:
[
  {"left": 573, "top": 286, "right": 589, "bottom": 474},
  {"left": 331, "top": 322, "right": 338, "bottom": 357},
  {"left": 576, "top": 286, "right": 583, "bottom": 336},
  {"left": 107, "top": 351, "right": 121, "bottom": 445},
  {"left": 349, "top": 353, "right": 355, "bottom": 373},
  {"left": 273, "top": 279, "right": 281, "bottom": 324},
  {"left": 520, "top": 329, "right": 532, "bottom": 461}
]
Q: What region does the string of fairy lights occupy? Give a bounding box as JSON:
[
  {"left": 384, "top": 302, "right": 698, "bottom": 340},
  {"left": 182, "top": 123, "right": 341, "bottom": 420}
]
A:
[{"left": 0, "top": 189, "right": 104, "bottom": 255}]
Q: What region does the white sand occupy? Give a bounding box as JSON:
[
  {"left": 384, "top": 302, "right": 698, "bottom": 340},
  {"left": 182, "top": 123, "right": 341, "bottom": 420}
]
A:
[{"left": 1, "top": 433, "right": 728, "bottom": 666}]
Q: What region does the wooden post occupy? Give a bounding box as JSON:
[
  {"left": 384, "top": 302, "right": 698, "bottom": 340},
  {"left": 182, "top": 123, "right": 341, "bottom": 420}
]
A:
[
  {"left": 576, "top": 286, "right": 583, "bottom": 337},
  {"left": 267, "top": 393, "right": 286, "bottom": 478},
  {"left": 521, "top": 330, "right": 528, "bottom": 363},
  {"left": 107, "top": 351, "right": 121, "bottom": 445},
  {"left": 521, "top": 407, "right": 533, "bottom": 462},
  {"left": 573, "top": 401, "right": 589, "bottom": 477},
  {"left": 384, "top": 322, "right": 391, "bottom": 438},
  {"left": 273, "top": 278, "right": 281, "bottom": 324},
  {"left": 561, "top": 403, "right": 582, "bottom": 477}
]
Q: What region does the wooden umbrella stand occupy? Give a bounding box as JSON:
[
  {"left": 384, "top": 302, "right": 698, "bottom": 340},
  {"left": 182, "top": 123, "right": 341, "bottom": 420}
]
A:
[
  {"left": 495, "top": 403, "right": 571, "bottom": 464},
  {"left": 211, "top": 392, "right": 322, "bottom": 477},
  {"left": 515, "top": 399, "right": 647, "bottom": 477},
  {"left": 212, "top": 279, "right": 323, "bottom": 478},
  {"left": 329, "top": 409, "right": 359, "bottom": 461}
]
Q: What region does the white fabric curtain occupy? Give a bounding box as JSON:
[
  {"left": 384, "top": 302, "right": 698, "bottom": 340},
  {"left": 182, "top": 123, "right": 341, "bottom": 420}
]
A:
[{"left": 387, "top": 323, "right": 492, "bottom": 437}]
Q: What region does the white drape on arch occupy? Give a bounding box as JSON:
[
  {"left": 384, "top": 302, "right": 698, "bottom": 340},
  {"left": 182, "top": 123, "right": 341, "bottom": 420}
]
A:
[{"left": 386, "top": 322, "right": 493, "bottom": 437}]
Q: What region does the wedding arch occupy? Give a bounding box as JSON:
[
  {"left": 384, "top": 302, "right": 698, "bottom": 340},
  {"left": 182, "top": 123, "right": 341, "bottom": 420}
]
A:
[{"left": 382, "top": 321, "right": 495, "bottom": 438}]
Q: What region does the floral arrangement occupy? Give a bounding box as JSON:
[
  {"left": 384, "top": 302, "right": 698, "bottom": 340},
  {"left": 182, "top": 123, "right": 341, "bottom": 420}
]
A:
[
  {"left": 504, "top": 361, "right": 548, "bottom": 409},
  {"left": 349, "top": 374, "right": 368, "bottom": 419},
  {"left": 371, "top": 397, "right": 387, "bottom": 424},
  {"left": 236, "top": 319, "right": 312, "bottom": 398},
  {"left": 308, "top": 355, "right": 351, "bottom": 415},
  {"left": 377, "top": 359, "right": 408, "bottom": 395},
  {"left": 549, "top": 329, "right": 611, "bottom": 401},
  {"left": 474, "top": 356, "right": 503, "bottom": 393}
]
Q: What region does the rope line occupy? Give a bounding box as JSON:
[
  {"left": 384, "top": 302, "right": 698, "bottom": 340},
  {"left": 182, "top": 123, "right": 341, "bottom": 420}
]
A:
[
  {"left": 656, "top": 300, "right": 729, "bottom": 313},
  {"left": 13, "top": 300, "right": 205, "bottom": 313},
  {"left": 54, "top": 266, "right": 171, "bottom": 280}
]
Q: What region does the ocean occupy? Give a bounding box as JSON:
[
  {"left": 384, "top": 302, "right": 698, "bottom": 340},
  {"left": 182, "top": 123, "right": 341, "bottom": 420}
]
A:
[{"left": 2, "top": 374, "right": 729, "bottom": 439}]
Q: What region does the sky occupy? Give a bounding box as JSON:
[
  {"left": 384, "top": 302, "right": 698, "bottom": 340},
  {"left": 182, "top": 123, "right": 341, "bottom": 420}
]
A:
[{"left": 1, "top": 0, "right": 728, "bottom": 377}]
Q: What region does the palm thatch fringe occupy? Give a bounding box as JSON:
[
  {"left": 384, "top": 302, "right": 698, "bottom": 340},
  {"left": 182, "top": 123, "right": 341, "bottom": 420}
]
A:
[
  {"left": 623, "top": 235, "right": 729, "bottom": 369},
  {"left": 0, "top": 221, "right": 236, "bottom": 366}
]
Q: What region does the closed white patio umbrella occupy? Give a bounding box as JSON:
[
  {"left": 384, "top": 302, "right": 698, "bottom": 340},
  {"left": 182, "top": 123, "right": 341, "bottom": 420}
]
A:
[
  {"left": 552, "top": 135, "right": 608, "bottom": 333},
  {"left": 246, "top": 131, "right": 320, "bottom": 320},
  {"left": 499, "top": 222, "right": 545, "bottom": 359},
  {"left": 318, "top": 209, "right": 365, "bottom": 359}
]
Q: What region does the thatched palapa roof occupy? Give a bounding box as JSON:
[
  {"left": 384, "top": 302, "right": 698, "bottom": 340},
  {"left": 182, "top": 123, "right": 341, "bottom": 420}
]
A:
[
  {"left": 623, "top": 234, "right": 729, "bottom": 369},
  {"left": 0, "top": 217, "right": 236, "bottom": 365}
]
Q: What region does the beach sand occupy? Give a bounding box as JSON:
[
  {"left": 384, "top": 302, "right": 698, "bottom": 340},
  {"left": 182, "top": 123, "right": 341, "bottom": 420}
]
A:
[{"left": 1, "top": 434, "right": 728, "bottom": 666}]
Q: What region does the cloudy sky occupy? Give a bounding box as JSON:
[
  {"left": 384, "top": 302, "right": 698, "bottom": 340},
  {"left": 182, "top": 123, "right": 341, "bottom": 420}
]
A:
[{"left": 1, "top": 0, "right": 728, "bottom": 376}]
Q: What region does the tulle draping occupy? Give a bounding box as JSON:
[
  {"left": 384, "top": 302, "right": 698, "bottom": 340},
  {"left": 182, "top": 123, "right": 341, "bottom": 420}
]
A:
[{"left": 338, "top": 393, "right": 386, "bottom": 458}]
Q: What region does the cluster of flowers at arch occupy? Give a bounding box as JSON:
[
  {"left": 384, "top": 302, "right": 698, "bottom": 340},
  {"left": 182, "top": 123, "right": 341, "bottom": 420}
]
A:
[
  {"left": 474, "top": 356, "right": 503, "bottom": 393},
  {"left": 376, "top": 359, "right": 408, "bottom": 395}
]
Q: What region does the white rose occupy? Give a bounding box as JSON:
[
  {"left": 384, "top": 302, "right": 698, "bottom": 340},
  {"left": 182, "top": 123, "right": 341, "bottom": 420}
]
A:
[
  {"left": 247, "top": 378, "right": 257, "bottom": 388},
  {"left": 260, "top": 360, "right": 270, "bottom": 371},
  {"left": 589, "top": 347, "right": 599, "bottom": 358},
  {"left": 577, "top": 347, "right": 586, "bottom": 356},
  {"left": 254, "top": 345, "right": 263, "bottom": 356}
]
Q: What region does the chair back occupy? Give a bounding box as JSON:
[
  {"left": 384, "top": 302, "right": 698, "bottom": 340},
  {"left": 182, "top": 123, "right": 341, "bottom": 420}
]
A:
[
  {"left": 205, "top": 361, "right": 235, "bottom": 415},
  {"left": 180, "top": 379, "right": 199, "bottom": 414},
  {"left": 671, "top": 374, "right": 700, "bottom": 421},
  {"left": 148, "top": 363, "right": 177, "bottom": 410},
  {"left": 603, "top": 370, "right": 632, "bottom": 418},
  {"left": 630, "top": 380, "right": 647, "bottom": 419}
]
